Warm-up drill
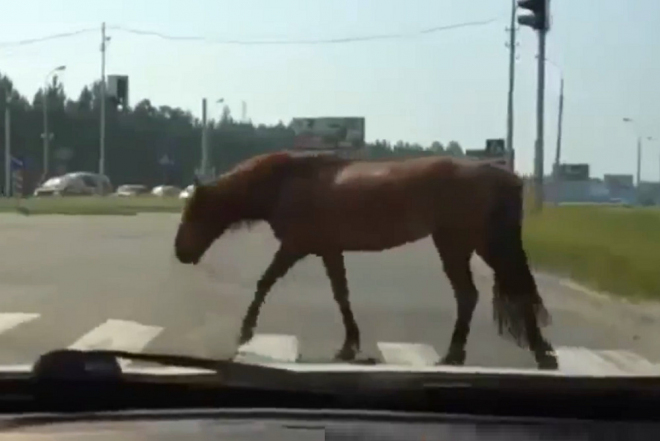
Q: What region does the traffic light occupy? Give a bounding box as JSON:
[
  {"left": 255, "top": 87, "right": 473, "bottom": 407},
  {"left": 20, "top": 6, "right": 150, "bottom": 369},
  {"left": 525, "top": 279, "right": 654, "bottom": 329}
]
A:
[
  {"left": 107, "top": 75, "right": 129, "bottom": 108},
  {"left": 517, "top": 0, "right": 549, "bottom": 32}
]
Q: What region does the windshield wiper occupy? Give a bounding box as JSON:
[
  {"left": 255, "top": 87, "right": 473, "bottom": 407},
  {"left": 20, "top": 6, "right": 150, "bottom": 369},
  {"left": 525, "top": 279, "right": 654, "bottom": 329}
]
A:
[{"left": 31, "top": 349, "right": 299, "bottom": 389}]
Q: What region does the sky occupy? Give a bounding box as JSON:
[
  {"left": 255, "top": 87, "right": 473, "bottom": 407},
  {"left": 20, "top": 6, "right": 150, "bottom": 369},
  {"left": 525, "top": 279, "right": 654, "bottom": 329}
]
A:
[{"left": 1, "top": 0, "right": 659, "bottom": 179}]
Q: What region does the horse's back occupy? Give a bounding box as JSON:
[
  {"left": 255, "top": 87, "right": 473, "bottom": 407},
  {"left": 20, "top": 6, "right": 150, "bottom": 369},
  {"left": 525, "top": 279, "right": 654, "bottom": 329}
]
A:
[{"left": 268, "top": 154, "right": 518, "bottom": 252}]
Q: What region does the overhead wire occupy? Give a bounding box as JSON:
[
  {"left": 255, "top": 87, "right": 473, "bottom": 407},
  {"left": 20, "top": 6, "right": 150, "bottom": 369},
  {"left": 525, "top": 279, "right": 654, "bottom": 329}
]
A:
[
  {"left": 0, "top": 18, "right": 498, "bottom": 50},
  {"left": 0, "top": 28, "right": 97, "bottom": 49},
  {"left": 109, "top": 19, "right": 498, "bottom": 45}
]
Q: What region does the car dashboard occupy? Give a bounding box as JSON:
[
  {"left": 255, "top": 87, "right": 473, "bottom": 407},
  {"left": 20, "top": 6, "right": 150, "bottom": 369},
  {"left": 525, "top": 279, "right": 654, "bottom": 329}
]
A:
[{"left": 1, "top": 409, "right": 657, "bottom": 440}]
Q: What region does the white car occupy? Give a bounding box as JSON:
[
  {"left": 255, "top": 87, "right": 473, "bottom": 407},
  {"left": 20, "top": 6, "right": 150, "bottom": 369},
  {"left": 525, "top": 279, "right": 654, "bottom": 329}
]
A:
[
  {"left": 34, "top": 172, "right": 113, "bottom": 197},
  {"left": 151, "top": 185, "right": 182, "bottom": 197},
  {"left": 179, "top": 185, "right": 195, "bottom": 199}
]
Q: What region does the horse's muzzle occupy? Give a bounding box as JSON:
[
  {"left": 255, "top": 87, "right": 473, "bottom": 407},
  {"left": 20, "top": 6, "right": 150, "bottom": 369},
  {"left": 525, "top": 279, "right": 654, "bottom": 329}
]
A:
[
  {"left": 175, "top": 248, "right": 200, "bottom": 265},
  {"left": 174, "top": 226, "right": 201, "bottom": 265}
]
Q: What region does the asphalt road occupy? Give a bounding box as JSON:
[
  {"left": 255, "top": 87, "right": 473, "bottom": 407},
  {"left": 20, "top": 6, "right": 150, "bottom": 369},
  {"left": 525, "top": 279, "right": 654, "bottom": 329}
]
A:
[{"left": 0, "top": 213, "right": 659, "bottom": 373}]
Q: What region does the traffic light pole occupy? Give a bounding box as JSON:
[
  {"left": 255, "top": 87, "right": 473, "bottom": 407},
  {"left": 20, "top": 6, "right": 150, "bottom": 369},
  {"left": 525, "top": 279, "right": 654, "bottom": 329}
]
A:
[
  {"left": 553, "top": 77, "right": 564, "bottom": 205},
  {"left": 100, "top": 22, "right": 107, "bottom": 177},
  {"left": 533, "top": 29, "right": 547, "bottom": 213},
  {"left": 201, "top": 98, "right": 209, "bottom": 180},
  {"left": 505, "top": 0, "right": 517, "bottom": 171}
]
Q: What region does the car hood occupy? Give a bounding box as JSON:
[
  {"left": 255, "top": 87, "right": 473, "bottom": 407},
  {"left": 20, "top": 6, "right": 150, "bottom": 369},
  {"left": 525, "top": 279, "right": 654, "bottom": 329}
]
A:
[{"left": 1, "top": 350, "right": 658, "bottom": 377}]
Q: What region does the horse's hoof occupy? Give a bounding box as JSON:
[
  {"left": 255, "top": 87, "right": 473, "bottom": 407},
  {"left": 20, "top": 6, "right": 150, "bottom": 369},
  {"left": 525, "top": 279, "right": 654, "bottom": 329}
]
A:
[
  {"left": 536, "top": 353, "right": 559, "bottom": 370},
  {"left": 439, "top": 349, "right": 466, "bottom": 366},
  {"left": 334, "top": 345, "right": 358, "bottom": 362}
]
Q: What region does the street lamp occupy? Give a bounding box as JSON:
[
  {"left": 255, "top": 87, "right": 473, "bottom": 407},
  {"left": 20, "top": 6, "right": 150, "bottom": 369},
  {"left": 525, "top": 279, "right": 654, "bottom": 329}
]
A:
[
  {"left": 42, "top": 65, "right": 66, "bottom": 180},
  {"left": 623, "top": 118, "right": 656, "bottom": 204},
  {"left": 622, "top": 117, "right": 643, "bottom": 187},
  {"left": 543, "top": 59, "right": 565, "bottom": 205},
  {"left": 216, "top": 98, "right": 225, "bottom": 122}
]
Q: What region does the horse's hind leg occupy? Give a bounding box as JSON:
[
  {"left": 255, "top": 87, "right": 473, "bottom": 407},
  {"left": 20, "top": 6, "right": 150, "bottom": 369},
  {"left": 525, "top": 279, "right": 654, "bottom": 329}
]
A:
[
  {"left": 476, "top": 246, "right": 557, "bottom": 370},
  {"left": 321, "top": 253, "right": 361, "bottom": 361},
  {"left": 432, "top": 231, "right": 477, "bottom": 366},
  {"left": 238, "top": 245, "right": 307, "bottom": 345}
]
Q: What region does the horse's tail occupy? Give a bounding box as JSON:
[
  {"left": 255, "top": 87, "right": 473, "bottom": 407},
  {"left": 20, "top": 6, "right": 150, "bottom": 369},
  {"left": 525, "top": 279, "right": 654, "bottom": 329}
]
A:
[{"left": 485, "top": 177, "right": 550, "bottom": 349}]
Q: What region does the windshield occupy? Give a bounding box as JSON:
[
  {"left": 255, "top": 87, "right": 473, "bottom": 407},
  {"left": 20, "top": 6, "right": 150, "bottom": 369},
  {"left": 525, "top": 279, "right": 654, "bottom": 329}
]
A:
[{"left": 0, "top": 0, "right": 658, "bottom": 385}]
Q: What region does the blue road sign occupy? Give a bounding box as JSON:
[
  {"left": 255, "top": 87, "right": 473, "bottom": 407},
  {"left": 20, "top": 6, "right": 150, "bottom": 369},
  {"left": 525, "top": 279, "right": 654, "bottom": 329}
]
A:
[
  {"left": 158, "top": 154, "right": 175, "bottom": 168},
  {"left": 10, "top": 156, "right": 24, "bottom": 171}
]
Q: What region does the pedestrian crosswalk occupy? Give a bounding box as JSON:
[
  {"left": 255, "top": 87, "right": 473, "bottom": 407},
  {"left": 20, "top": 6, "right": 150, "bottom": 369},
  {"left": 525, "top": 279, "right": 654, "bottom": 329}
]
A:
[{"left": 0, "top": 311, "right": 659, "bottom": 376}]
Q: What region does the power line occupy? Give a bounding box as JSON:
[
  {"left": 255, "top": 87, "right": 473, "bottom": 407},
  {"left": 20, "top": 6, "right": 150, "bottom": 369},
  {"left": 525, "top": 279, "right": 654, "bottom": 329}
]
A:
[
  {"left": 0, "top": 18, "right": 498, "bottom": 50},
  {"left": 110, "top": 19, "right": 497, "bottom": 45},
  {"left": 0, "top": 28, "right": 97, "bottom": 48}
]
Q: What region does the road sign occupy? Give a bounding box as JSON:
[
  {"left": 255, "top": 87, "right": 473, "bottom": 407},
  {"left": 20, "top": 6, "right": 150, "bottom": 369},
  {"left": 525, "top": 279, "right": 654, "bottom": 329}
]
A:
[
  {"left": 558, "top": 163, "right": 589, "bottom": 181},
  {"left": 158, "top": 154, "right": 174, "bottom": 167},
  {"left": 11, "top": 156, "right": 23, "bottom": 198},
  {"left": 485, "top": 138, "right": 505, "bottom": 156},
  {"left": 10, "top": 156, "right": 24, "bottom": 171},
  {"left": 291, "top": 117, "right": 365, "bottom": 151}
]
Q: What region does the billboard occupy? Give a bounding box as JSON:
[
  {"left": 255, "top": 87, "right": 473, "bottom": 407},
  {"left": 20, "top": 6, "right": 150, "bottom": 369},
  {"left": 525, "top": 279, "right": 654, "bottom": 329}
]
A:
[
  {"left": 557, "top": 163, "right": 589, "bottom": 181},
  {"left": 291, "top": 117, "right": 365, "bottom": 151},
  {"left": 485, "top": 138, "right": 505, "bottom": 156},
  {"left": 604, "top": 174, "right": 634, "bottom": 189},
  {"left": 465, "top": 138, "right": 513, "bottom": 171}
]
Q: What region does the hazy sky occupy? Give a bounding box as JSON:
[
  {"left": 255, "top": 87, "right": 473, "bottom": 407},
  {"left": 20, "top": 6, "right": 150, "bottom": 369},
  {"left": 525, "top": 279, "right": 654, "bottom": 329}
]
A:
[{"left": 1, "top": 0, "right": 659, "bottom": 178}]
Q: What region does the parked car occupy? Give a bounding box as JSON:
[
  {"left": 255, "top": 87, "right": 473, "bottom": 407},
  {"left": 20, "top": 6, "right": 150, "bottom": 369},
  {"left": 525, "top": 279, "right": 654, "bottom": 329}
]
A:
[
  {"left": 114, "top": 184, "right": 150, "bottom": 197},
  {"left": 33, "top": 172, "right": 113, "bottom": 197},
  {"left": 151, "top": 185, "right": 182, "bottom": 197},
  {"left": 179, "top": 185, "right": 194, "bottom": 199}
]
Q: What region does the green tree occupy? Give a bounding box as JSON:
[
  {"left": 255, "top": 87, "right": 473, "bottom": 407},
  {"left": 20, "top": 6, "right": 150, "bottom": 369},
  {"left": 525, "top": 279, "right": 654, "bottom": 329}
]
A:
[
  {"left": 0, "top": 71, "right": 465, "bottom": 194},
  {"left": 445, "top": 140, "right": 464, "bottom": 157}
]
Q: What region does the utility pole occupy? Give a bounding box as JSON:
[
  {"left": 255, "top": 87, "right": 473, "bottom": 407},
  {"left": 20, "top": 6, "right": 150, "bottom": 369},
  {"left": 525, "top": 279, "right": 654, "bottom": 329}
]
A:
[
  {"left": 553, "top": 76, "right": 564, "bottom": 205},
  {"left": 4, "top": 96, "right": 10, "bottom": 197},
  {"left": 622, "top": 118, "right": 648, "bottom": 196},
  {"left": 636, "top": 136, "right": 642, "bottom": 188},
  {"left": 517, "top": 0, "right": 550, "bottom": 213},
  {"left": 200, "top": 98, "right": 209, "bottom": 180},
  {"left": 533, "top": 29, "right": 547, "bottom": 212},
  {"left": 505, "top": 0, "right": 517, "bottom": 170},
  {"left": 100, "top": 22, "right": 107, "bottom": 176}
]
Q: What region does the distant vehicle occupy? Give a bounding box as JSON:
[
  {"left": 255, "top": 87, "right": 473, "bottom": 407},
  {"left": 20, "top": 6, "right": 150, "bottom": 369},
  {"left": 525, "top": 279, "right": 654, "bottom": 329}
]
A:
[
  {"left": 179, "top": 185, "right": 194, "bottom": 199},
  {"left": 33, "top": 172, "right": 113, "bottom": 197},
  {"left": 151, "top": 185, "right": 181, "bottom": 197},
  {"left": 114, "top": 185, "right": 150, "bottom": 197}
]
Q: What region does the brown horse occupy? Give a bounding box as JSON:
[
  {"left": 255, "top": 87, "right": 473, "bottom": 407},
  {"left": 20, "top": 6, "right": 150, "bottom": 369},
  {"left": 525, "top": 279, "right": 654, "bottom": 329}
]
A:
[{"left": 174, "top": 151, "right": 558, "bottom": 370}]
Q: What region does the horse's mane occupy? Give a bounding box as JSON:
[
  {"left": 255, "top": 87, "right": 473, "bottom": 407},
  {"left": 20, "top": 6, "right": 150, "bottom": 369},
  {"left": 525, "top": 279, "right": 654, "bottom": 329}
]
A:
[{"left": 215, "top": 151, "right": 351, "bottom": 185}]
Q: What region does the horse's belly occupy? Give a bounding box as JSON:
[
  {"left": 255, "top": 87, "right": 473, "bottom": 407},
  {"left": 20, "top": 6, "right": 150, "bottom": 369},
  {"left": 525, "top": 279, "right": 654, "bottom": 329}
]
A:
[
  {"left": 272, "top": 179, "right": 438, "bottom": 253},
  {"left": 325, "top": 213, "right": 433, "bottom": 251}
]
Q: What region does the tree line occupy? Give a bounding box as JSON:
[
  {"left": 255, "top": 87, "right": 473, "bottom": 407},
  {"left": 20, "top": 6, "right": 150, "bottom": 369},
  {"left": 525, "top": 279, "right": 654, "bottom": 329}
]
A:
[{"left": 0, "top": 72, "right": 464, "bottom": 194}]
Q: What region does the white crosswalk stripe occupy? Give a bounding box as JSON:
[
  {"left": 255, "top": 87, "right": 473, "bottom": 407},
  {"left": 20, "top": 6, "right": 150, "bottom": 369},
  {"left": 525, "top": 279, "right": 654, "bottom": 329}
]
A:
[
  {"left": 554, "top": 347, "right": 660, "bottom": 376},
  {"left": 67, "top": 319, "right": 164, "bottom": 369},
  {"left": 235, "top": 333, "right": 299, "bottom": 363},
  {"left": 0, "top": 313, "right": 40, "bottom": 334},
  {"left": 0, "top": 312, "right": 660, "bottom": 375},
  {"left": 377, "top": 342, "right": 441, "bottom": 366}
]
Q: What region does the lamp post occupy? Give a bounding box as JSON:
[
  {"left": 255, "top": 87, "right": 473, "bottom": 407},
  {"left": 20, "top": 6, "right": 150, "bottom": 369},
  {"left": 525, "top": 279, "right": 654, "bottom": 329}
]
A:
[{"left": 42, "top": 65, "right": 66, "bottom": 180}]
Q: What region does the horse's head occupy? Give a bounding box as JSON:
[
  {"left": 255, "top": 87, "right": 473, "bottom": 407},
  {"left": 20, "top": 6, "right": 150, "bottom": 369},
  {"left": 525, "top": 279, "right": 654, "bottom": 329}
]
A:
[
  {"left": 174, "top": 178, "right": 240, "bottom": 265},
  {"left": 175, "top": 153, "right": 296, "bottom": 264}
]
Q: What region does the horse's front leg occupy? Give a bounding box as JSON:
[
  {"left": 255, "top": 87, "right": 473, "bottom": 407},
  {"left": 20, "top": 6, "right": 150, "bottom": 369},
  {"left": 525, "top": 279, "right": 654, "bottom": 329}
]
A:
[
  {"left": 321, "top": 253, "right": 361, "bottom": 361},
  {"left": 432, "top": 231, "right": 477, "bottom": 366},
  {"left": 238, "top": 246, "right": 306, "bottom": 345}
]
